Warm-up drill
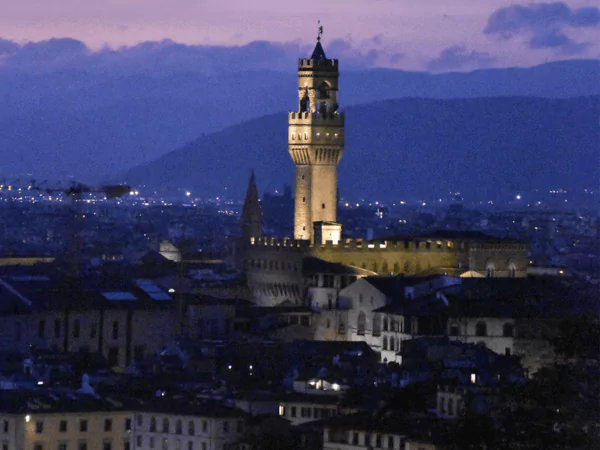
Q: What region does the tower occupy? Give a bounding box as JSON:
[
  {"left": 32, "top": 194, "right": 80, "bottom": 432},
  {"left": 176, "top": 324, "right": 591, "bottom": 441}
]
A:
[
  {"left": 289, "top": 33, "right": 344, "bottom": 242},
  {"left": 241, "top": 171, "right": 262, "bottom": 242}
]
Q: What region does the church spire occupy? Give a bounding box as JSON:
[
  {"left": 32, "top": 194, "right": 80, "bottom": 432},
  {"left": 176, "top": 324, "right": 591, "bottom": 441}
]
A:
[{"left": 241, "top": 171, "right": 262, "bottom": 241}]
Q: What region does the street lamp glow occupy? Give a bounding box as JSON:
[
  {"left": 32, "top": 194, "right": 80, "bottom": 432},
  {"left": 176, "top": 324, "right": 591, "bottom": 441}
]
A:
[
  {"left": 186, "top": 191, "right": 191, "bottom": 197},
  {"left": 516, "top": 194, "right": 521, "bottom": 200}
]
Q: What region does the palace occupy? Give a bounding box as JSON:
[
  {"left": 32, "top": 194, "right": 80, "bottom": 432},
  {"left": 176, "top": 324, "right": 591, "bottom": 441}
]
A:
[{"left": 241, "top": 35, "right": 528, "bottom": 307}]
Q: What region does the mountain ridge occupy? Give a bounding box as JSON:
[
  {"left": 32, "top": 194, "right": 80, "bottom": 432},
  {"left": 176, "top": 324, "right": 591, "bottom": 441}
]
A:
[{"left": 120, "top": 95, "right": 600, "bottom": 202}]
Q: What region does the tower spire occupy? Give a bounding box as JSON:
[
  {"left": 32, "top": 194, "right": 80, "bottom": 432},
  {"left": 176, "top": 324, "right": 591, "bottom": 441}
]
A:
[{"left": 241, "top": 170, "right": 262, "bottom": 241}]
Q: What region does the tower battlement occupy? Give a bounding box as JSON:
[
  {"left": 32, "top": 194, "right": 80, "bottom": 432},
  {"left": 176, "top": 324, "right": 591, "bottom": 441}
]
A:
[
  {"left": 288, "top": 111, "right": 344, "bottom": 124},
  {"left": 248, "top": 236, "right": 527, "bottom": 252},
  {"left": 298, "top": 58, "right": 338, "bottom": 69}
]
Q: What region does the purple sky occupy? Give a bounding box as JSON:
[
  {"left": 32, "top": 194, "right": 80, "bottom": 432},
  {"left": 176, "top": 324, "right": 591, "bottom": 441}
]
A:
[{"left": 1, "top": 0, "right": 599, "bottom": 71}]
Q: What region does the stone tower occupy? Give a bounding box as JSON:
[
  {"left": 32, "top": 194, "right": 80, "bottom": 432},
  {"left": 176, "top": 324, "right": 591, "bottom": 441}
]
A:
[
  {"left": 241, "top": 171, "right": 262, "bottom": 241},
  {"left": 289, "top": 35, "right": 344, "bottom": 242}
]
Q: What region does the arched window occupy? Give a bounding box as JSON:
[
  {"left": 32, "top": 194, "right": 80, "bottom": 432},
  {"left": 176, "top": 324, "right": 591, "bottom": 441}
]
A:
[
  {"left": 486, "top": 262, "right": 495, "bottom": 278},
  {"left": 383, "top": 317, "right": 389, "bottom": 331},
  {"left": 176, "top": 420, "right": 182, "bottom": 435},
  {"left": 163, "top": 418, "right": 169, "bottom": 433},
  {"left": 507, "top": 262, "right": 517, "bottom": 278},
  {"left": 503, "top": 323, "right": 514, "bottom": 337},
  {"left": 373, "top": 262, "right": 378, "bottom": 273},
  {"left": 150, "top": 417, "right": 157, "bottom": 432},
  {"left": 382, "top": 336, "right": 388, "bottom": 350},
  {"left": 393, "top": 262, "right": 400, "bottom": 274},
  {"left": 188, "top": 421, "right": 195, "bottom": 436},
  {"left": 372, "top": 316, "right": 381, "bottom": 337},
  {"left": 382, "top": 261, "right": 389, "bottom": 273},
  {"left": 317, "top": 82, "right": 330, "bottom": 99},
  {"left": 450, "top": 323, "right": 459, "bottom": 336},
  {"left": 357, "top": 312, "right": 366, "bottom": 336},
  {"left": 404, "top": 261, "right": 410, "bottom": 273},
  {"left": 389, "top": 337, "right": 395, "bottom": 351},
  {"left": 475, "top": 321, "right": 487, "bottom": 337},
  {"left": 448, "top": 398, "right": 454, "bottom": 416}
]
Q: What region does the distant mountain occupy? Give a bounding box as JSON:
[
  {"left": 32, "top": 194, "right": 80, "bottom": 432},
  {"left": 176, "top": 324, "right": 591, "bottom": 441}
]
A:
[
  {"left": 0, "top": 60, "right": 598, "bottom": 181},
  {"left": 121, "top": 96, "right": 600, "bottom": 202}
]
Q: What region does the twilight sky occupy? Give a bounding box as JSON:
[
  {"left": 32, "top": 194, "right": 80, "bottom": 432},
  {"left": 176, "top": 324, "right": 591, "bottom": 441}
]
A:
[{"left": 1, "top": 0, "right": 599, "bottom": 71}]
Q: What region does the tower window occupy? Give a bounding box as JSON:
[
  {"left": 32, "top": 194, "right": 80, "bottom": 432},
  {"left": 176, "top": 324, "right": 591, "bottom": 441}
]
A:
[
  {"left": 301, "top": 175, "right": 305, "bottom": 180},
  {"left": 304, "top": 132, "right": 308, "bottom": 139},
  {"left": 303, "top": 226, "right": 306, "bottom": 231},
  {"left": 303, "top": 197, "right": 306, "bottom": 202},
  {"left": 322, "top": 203, "right": 325, "bottom": 209}
]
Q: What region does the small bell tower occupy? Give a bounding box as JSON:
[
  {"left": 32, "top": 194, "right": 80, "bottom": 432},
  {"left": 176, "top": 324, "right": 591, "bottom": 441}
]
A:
[{"left": 289, "top": 24, "right": 344, "bottom": 242}]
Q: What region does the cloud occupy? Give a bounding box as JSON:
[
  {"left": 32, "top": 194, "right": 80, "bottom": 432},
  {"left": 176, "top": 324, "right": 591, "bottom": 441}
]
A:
[
  {"left": 427, "top": 45, "right": 495, "bottom": 72},
  {"left": 484, "top": 2, "right": 600, "bottom": 53},
  {"left": 0, "top": 36, "right": 401, "bottom": 74}
]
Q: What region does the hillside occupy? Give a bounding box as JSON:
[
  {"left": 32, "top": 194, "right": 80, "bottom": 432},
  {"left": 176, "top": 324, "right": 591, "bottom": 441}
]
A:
[
  {"left": 0, "top": 59, "right": 598, "bottom": 181},
  {"left": 121, "top": 96, "right": 600, "bottom": 201}
]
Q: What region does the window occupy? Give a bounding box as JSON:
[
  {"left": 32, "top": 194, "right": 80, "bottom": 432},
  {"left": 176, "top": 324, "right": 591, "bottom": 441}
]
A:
[
  {"left": 78, "top": 441, "right": 87, "bottom": 450},
  {"left": 34, "top": 445, "right": 43, "bottom": 450},
  {"left": 59, "top": 420, "right": 67, "bottom": 432},
  {"left": 150, "top": 439, "right": 155, "bottom": 449},
  {"left": 136, "top": 437, "right": 142, "bottom": 448},
  {"left": 35, "top": 421, "right": 44, "bottom": 434},
  {"left": 236, "top": 421, "right": 243, "bottom": 433},
  {"left": 137, "top": 415, "right": 143, "bottom": 427},
  {"left": 448, "top": 398, "right": 454, "bottom": 416},
  {"left": 90, "top": 323, "right": 97, "bottom": 339},
  {"left": 112, "top": 321, "right": 119, "bottom": 340},
  {"left": 176, "top": 420, "right": 182, "bottom": 435},
  {"left": 162, "top": 419, "right": 169, "bottom": 433},
  {"left": 439, "top": 397, "right": 445, "bottom": 413},
  {"left": 80, "top": 420, "right": 88, "bottom": 432},
  {"left": 222, "top": 421, "right": 229, "bottom": 433},
  {"left": 73, "top": 319, "right": 81, "bottom": 338},
  {"left": 486, "top": 263, "right": 495, "bottom": 278},
  {"left": 503, "top": 323, "right": 514, "bottom": 337},
  {"left": 357, "top": 312, "right": 366, "bottom": 336},
  {"left": 290, "top": 407, "right": 297, "bottom": 418},
  {"left": 372, "top": 316, "right": 381, "bottom": 336},
  {"left": 352, "top": 433, "right": 359, "bottom": 445},
  {"left": 104, "top": 419, "right": 112, "bottom": 432},
  {"left": 125, "top": 419, "right": 132, "bottom": 432},
  {"left": 58, "top": 444, "right": 67, "bottom": 450},
  {"left": 161, "top": 439, "right": 168, "bottom": 450},
  {"left": 475, "top": 322, "right": 487, "bottom": 337},
  {"left": 505, "top": 347, "right": 511, "bottom": 356},
  {"left": 365, "top": 434, "right": 371, "bottom": 446},
  {"left": 103, "top": 442, "right": 112, "bottom": 450},
  {"left": 450, "top": 323, "right": 459, "bottom": 336},
  {"left": 390, "top": 337, "right": 395, "bottom": 351},
  {"left": 150, "top": 417, "right": 157, "bottom": 432},
  {"left": 383, "top": 318, "right": 388, "bottom": 331},
  {"left": 382, "top": 336, "right": 388, "bottom": 350},
  {"left": 201, "top": 444, "right": 206, "bottom": 450},
  {"left": 322, "top": 203, "right": 325, "bottom": 209},
  {"left": 388, "top": 436, "right": 394, "bottom": 449},
  {"left": 54, "top": 319, "right": 61, "bottom": 338},
  {"left": 376, "top": 435, "right": 382, "bottom": 448},
  {"left": 38, "top": 320, "right": 45, "bottom": 339},
  {"left": 202, "top": 421, "right": 207, "bottom": 433},
  {"left": 3, "top": 420, "right": 8, "bottom": 432},
  {"left": 187, "top": 421, "right": 194, "bottom": 436},
  {"left": 187, "top": 443, "right": 193, "bottom": 450},
  {"left": 174, "top": 440, "right": 180, "bottom": 450},
  {"left": 124, "top": 442, "right": 130, "bottom": 450}
]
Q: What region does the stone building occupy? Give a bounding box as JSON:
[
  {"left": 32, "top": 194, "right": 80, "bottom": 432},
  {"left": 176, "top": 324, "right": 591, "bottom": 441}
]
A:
[{"left": 242, "top": 35, "right": 529, "bottom": 307}]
